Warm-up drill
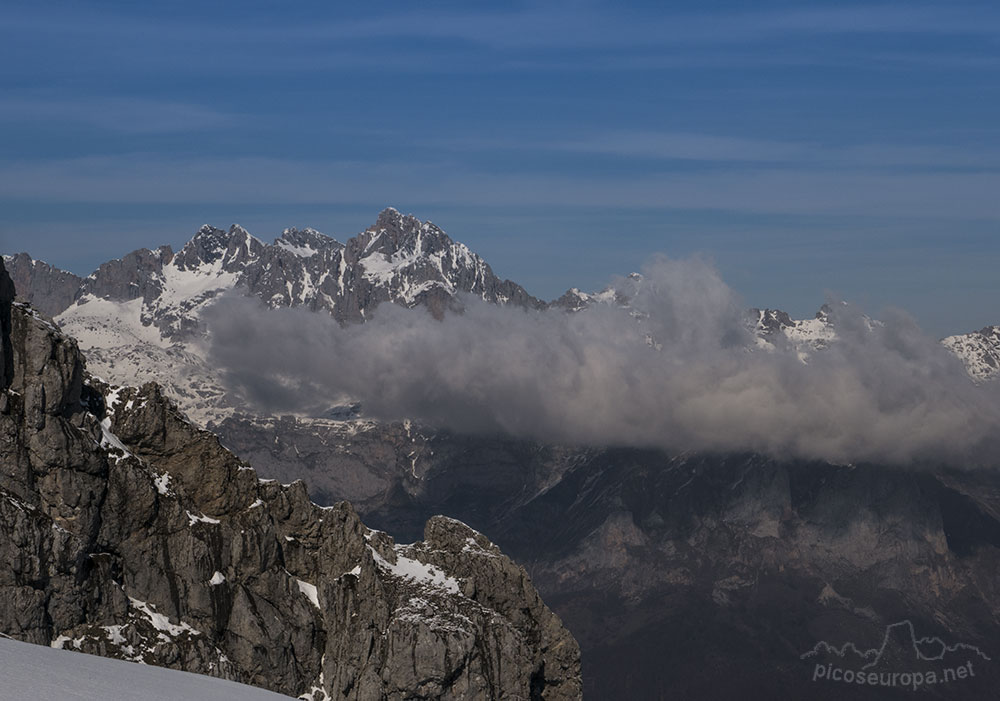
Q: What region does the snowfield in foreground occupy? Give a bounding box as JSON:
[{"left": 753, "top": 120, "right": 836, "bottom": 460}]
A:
[{"left": 0, "top": 637, "right": 294, "bottom": 701}]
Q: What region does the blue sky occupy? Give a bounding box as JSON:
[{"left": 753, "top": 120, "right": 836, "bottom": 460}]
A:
[{"left": 1, "top": 0, "right": 997, "bottom": 335}]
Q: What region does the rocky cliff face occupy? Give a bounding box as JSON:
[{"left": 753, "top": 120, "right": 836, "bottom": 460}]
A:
[
  {"left": 0, "top": 258, "right": 581, "bottom": 700},
  {"left": 287, "top": 430, "right": 1000, "bottom": 700},
  {"left": 211, "top": 406, "right": 1000, "bottom": 699},
  {"left": 3, "top": 252, "right": 83, "bottom": 317}
]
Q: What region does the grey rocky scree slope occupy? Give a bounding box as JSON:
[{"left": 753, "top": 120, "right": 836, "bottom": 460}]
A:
[{"left": 0, "top": 258, "right": 581, "bottom": 700}]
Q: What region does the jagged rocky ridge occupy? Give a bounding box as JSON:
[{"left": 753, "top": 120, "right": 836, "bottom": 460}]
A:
[
  {"left": 23, "top": 207, "right": 541, "bottom": 337},
  {"left": 0, "top": 258, "right": 581, "bottom": 700},
  {"left": 3, "top": 251, "right": 83, "bottom": 318}
]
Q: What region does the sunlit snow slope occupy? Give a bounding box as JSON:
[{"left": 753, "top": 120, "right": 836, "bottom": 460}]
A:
[{"left": 0, "top": 637, "right": 293, "bottom": 701}]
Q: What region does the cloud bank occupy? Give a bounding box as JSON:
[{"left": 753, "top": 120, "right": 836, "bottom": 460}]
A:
[{"left": 204, "top": 256, "right": 1000, "bottom": 467}]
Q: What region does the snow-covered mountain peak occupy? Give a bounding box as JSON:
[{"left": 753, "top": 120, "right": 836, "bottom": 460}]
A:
[
  {"left": 345, "top": 209, "right": 540, "bottom": 311},
  {"left": 356, "top": 207, "right": 431, "bottom": 256},
  {"left": 173, "top": 224, "right": 264, "bottom": 272},
  {"left": 942, "top": 325, "right": 1000, "bottom": 383},
  {"left": 373, "top": 205, "right": 417, "bottom": 233},
  {"left": 276, "top": 227, "right": 342, "bottom": 257},
  {"left": 551, "top": 285, "right": 622, "bottom": 311},
  {"left": 752, "top": 308, "right": 796, "bottom": 336}
]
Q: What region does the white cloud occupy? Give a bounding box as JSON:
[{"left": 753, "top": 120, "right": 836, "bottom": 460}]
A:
[{"left": 205, "top": 256, "right": 1000, "bottom": 467}]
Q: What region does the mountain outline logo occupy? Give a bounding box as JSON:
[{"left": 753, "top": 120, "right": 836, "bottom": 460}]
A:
[
  {"left": 801, "top": 620, "right": 990, "bottom": 690},
  {"left": 801, "top": 620, "right": 991, "bottom": 669}
]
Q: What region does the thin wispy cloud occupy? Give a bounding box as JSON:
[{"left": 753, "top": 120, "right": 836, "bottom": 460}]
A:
[
  {"left": 2, "top": 152, "right": 998, "bottom": 219},
  {"left": 4, "top": 4, "right": 997, "bottom": 86},
  {"left": 552, "top": 132, "right": 810, "bottom": 163},
  {"left": 0, "top": 96, "right": 235, "bottom": 133},
  {"left": 7, "top": 4, "right": 1000, "bottom": 49},
  {"left": 551, "top": 131, "right": 1000, "bottom": 170}
]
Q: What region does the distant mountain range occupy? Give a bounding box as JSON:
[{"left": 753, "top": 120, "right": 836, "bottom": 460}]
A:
[
  {"left": 4, "top": 208, "right": 997, "bottom": 429},
  {"left": 9, "top": 206, "right": 999, "bottom": 372},
  {"left": 7, "top": 208, "right": 540, "bottom": 334},
  {"left": 6, "top": 209, "right": 549, "bottom": 424}
]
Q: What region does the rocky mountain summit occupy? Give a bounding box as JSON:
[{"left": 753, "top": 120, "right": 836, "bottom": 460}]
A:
[
  {"left": 3, "top": 251, "right": 83, "bottom": 317},
  {"left": 0, "top": 258, "right": 581, "bottom": 700},
  {"left": 943, "top": 325, "right": 1000, "bottom": 383}
]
